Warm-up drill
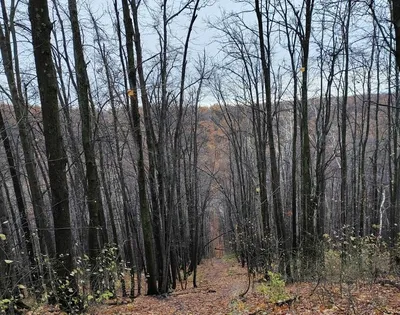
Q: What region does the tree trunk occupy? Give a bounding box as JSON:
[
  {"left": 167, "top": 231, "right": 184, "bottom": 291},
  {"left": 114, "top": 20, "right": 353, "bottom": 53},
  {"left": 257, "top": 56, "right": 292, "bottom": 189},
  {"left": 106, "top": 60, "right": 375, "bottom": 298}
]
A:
[
  {"left": 28, "top": 0, "right": 80, "bottom": 310},
  {"left": 67, "top": 0, "right": 107, "bottom": 293},
  {"left": 121, "top": 0, "right": 159, "bottom": 295},
  {"left": 254, "top": 0, "right": 290, "bottom": 278},
  {"left": 0, "top": 1, "right": 54, "bottom": 261}
]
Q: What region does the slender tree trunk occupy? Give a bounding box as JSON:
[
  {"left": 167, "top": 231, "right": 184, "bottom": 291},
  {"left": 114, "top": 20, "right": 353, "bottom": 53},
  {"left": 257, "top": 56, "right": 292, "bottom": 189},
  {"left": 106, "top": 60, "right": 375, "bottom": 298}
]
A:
[
  {"left": 67, "top": 0, "right": 107, "bottom": 293},
  {"left": 0, "top": 108, "right": 37, "bottom": 282},
  {"left": 0, "top": 184, "right": 14, "bottom": 306},
  {"left": 254, "top": 0, "right": 290, "bottom": 278},
  {"left": 340, "top": 1, "right": 351, "bottom": 263},
  {"left": 121, "top": 0, "right": 158, "bottom": 295},
  {"left": 0, "top": 2, "right": 54, "bottom": 260},
  {"left": 28, "top": 0, "right": 80, "bottom": 310}
]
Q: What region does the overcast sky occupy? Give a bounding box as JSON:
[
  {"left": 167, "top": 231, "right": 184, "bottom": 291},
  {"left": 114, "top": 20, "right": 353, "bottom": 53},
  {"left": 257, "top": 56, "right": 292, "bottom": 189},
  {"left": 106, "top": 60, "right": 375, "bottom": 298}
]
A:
[{"left": 0, "top": 0, "right": 386, "bottom": 106}]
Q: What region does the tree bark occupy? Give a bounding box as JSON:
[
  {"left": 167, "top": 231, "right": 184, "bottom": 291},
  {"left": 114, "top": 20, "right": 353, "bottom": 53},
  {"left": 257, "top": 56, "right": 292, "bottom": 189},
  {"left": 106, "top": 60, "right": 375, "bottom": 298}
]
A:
[
  {"left": 67, "top": 0, "right": 108, "bottom": 293},
  {"left": 254, "top": 0, "right": 290, "bottom": 278},
  {"left": 121, "top": 0, "right": 159, "bottom": 295},
  {"left": 0, "top": 1, "right": 54, "bottom": 260},
  {"left": 28, "top": 0, "right": 80, "bottom": 310}
]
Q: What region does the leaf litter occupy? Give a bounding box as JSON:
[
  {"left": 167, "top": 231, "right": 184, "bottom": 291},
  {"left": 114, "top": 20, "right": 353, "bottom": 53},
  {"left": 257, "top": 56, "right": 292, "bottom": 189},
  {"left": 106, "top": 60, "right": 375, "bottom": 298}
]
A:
[{"left": 26, "top": 257, "right": 400, "bottom": 314}]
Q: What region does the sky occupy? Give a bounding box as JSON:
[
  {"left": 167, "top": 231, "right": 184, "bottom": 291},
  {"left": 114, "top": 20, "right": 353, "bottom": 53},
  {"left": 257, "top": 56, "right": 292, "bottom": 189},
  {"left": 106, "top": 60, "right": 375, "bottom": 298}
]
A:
[
  {"left": 6, "top": 0, "right": 251, "bottom": 105},
  {"left": 0, "top": 0, "right": 390, "bottom": 107}
]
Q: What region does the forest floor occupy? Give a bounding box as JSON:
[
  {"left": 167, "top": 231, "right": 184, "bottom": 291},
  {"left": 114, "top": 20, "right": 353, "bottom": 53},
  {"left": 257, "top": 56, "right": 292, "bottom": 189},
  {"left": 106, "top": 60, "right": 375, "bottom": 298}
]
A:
[{"left": 27, "top": 256, "right": 400, "bottom": 314}]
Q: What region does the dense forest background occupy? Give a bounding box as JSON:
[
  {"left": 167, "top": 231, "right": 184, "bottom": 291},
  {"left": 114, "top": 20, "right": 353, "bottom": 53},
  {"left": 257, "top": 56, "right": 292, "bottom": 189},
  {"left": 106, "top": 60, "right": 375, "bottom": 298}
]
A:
[{"left": 1, "top": 0, "right": 400, "bottom": 313}]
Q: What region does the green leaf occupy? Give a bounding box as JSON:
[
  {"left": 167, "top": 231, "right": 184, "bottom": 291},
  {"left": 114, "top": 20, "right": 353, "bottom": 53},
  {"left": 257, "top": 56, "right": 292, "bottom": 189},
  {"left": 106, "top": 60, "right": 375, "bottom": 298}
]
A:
[
  {"left": 0, "top": 298, "right": 11, "bottom": 306},
  {"left": 0, "top": 234, "right": 6, "bottom": 241}
]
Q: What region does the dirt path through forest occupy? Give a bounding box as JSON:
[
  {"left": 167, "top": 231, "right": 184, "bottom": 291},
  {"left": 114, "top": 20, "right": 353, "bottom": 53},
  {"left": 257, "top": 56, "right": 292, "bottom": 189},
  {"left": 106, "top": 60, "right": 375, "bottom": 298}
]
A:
[
  {"left": 94, "top": 256, "right": 400, "bottom": 315},
  {"left": 94, "top": 257, "right": 248, "bottom": 315},
  {"left": 30, "top": 257, "right": 400, "bottom": 314}
]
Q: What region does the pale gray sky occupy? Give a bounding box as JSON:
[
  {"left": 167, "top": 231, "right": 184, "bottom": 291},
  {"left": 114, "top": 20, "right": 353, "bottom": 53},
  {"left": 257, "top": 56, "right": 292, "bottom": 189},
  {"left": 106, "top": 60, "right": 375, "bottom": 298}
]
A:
[{"left": 0, "top": 0, "right": 388, "bottom": 106}]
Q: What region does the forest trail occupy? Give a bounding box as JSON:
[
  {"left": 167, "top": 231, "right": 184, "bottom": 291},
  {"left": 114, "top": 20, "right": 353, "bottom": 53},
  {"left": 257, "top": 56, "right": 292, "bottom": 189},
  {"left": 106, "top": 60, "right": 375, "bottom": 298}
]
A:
[
  {"left": 29, "top": 257, "right": 400, "bottom": 314},
  {"left": 92, "top": 256, "right": 400, "bottom": 315},
  {"left": 93, "top": 257, "right": 249, "bottom": 315}
]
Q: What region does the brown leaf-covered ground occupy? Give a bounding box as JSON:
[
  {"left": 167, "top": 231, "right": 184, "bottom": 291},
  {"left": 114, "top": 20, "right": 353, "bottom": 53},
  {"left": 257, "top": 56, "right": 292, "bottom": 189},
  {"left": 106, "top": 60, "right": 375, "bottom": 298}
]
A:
[
  {"left": 27, "top": 257, "right": 400, "bottom": 314},
  {"left": 88, "top": 257, "right": 248, "bottom": 315}
]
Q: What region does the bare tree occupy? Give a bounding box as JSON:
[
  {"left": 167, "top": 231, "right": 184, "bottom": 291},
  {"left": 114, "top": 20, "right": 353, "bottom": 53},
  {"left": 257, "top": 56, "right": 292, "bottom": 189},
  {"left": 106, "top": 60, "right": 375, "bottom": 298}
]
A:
[
  {"left": 67, "top": 0, "right": 108, "bottom": 293},
  {"left": 254, "top": 0, "right": 290, "bottom": 278},
  {"left": 28, "top": 0, "right": 80, "bottom": 310},
  {"left": 121, "top": 0, "right": 159, "bottom": 295}
]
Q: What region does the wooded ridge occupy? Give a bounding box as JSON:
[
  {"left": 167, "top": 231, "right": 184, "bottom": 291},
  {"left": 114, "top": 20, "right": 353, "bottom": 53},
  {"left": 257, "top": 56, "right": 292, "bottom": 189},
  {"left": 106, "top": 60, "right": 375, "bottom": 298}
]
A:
[{"left": 1, "top": 0, "right": 400, "bottom": 313}]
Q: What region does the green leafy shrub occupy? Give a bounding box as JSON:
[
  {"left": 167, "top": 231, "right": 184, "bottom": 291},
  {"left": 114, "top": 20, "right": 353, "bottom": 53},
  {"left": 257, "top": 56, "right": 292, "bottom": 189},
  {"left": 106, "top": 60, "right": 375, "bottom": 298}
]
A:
[
  {"left": 0, "top": 298, "right": 11, "bottom": 313},
  {"left": 323, "top": 234, "right": 391, "bottom": 282},
  {"left": 257, "top": 271, "right": 289, "bottom": 303}
]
